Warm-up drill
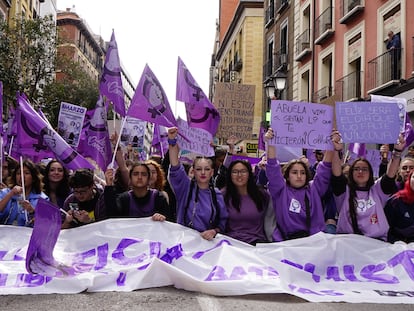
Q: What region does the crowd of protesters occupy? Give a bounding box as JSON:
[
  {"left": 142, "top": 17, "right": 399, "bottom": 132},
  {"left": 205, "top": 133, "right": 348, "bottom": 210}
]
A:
[{"left": 1, "top": 126, "right": 414, "bottom": 245}]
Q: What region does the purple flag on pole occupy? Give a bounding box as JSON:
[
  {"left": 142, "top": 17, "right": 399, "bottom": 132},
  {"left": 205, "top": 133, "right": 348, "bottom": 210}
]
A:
[
  {"left": 151, "top": 124, "right": 168, "bottom": 157},
  {"left": 404, "top": 112, "right": 414, "bottom": 147},
  {"left": 17, "top": 94, "right": 95, "bottom": 170},
  {"left": 258, "top": 123, "right": 266, "bottom": 151},
  {"left": 127, "top": 64, "right": 177, "bottom": 128},
  {"left": 99, "top": 30, "right": 125, "bottom": 116},
  {"left": 348, "top": 142, "right": 367, "bottom": 157},
  {"left": 26, "top": 198, "right": 74, "bottom": 276},
  {"left": 0, "top": 81, "right": 3, "bottom": 138},
  {"left": 77, "top": 95, "right": 112, "bottom": 171},
  {"left": 176, "top": 57, "right": 220, "bottom": 136}
]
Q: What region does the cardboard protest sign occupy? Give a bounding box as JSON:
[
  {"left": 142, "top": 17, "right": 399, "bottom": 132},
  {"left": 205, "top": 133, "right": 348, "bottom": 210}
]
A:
[{"left": 214, "top": 82, "right": 255, "bottom": 140}]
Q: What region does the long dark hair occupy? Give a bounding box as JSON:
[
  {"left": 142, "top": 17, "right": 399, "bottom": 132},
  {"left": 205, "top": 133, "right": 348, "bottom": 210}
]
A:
[
  {"left": 9, "top": 159, "right": 44, "bottom": 194},
  {"left": 43, "top": 159, "right": 71, "bottom": 198},
  {"left": 347, "top": 158, "right": 375, "bottom": 234},
  {"left": 224, "top": 160, "right": 268, "bottom": 212},
  {"left": 282, "top": 159, "right": 312, "bottom": 188}
]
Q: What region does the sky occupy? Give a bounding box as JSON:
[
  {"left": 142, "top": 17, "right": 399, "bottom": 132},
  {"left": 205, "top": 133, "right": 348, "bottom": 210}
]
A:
[{"left": 56, "top": 0, "right": 219, "bottom": 118}]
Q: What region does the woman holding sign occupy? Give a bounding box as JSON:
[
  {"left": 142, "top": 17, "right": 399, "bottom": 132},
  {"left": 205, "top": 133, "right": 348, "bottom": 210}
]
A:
[
  {"left": 264, "top": 128, "right": 335, "bottom": 241},
  {"left": 167, "top": 127, "right": 228, "bottom": 241},
  {"left": 331, "top": 131, "right": 404, "bottom": 241}
]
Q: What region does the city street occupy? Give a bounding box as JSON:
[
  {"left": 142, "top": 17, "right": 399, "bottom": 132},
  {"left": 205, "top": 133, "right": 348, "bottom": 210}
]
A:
[{"left": 1, "top": 286, "right": 412, "bottom": 311}]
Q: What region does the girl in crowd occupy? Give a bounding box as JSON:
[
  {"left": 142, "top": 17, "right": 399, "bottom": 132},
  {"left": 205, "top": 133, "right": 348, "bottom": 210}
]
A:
[
  {"left": 104, "top": 162, "right": 172, "bottom": 221},
  {"left": 43, "top": 159, "right": 71, "bottom": 209},
  {"left": 222, "top": 159, "right": 275, "bottom": 245},
  {"left": 384, "top": 171, "right": 414, "bottom": 243},
  {"left": 264, "top": 128, "right": 335, "bottom": 241},
  {"left": 331, "top": 131, "right": 404, "bottom": 240},
  {"left": 0, "top": 159, "right": 48, "bottom": 227},
  {"left": 395, "top": 156, "right": 414, "bottom": 190},
  {"left": 145, "top": 159, "right": 170, "bottom": 204},
  {"left": 167, "top": 127, "right": 228, "bottom": 241}
]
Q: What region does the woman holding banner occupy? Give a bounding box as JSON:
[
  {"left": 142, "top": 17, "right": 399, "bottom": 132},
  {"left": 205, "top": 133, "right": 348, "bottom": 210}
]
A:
[
  {"left": 331, "top": 131, "right": 405, "bottom": 241},
  {"left": 384, "top": 171, "right": 414, "bottom": 243},
  {"left": 167, "top": 127, "right": 228, "bottom": 241},
  {"left": 264, "top": 128, "right": 335, "bottom": 241},
  {"left": 0, "top": 159, "right": 48, "bottom": 227}
]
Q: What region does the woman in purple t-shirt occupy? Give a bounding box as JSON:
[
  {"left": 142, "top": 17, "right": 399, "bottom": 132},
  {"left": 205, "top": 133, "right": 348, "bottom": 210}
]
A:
[
  {"left": 264, "top": 128, "right": 335, "bottom": 241},
  {"left": 222, "top": 159, "right": 275, "bottom": 245}
]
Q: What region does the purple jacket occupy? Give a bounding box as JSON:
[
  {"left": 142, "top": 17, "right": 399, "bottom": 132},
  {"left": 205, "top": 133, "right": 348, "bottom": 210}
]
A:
[
  {"left": 168, "top": 164, "right": 228, "bottom": 232},
  {"left": 266, "top": 158, "right": 331, "bottom": 241}
]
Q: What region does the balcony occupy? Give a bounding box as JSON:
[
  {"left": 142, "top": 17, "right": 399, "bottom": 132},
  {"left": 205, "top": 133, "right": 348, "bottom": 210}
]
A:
[
  {"left": 295, "top": 29, "right": 311, "bottom": 61},
  {"left": 312, "top": 86, "right": 333, "bottom": 103},
  {"left": 314, "top": 7, "right": 334, "bottom": 45},
  {"left": 263, "top": 50, "right": 287, "bottom": 81},
  {"left": 367, "top": 49, "right": 402, "bottom": 94},
  {"left": 339, "top": 0, "right": 364, "bottom": 24},
  {"left": 264, "top": 1, "right": 275, "bottom": 28},
  {"left": 335, "top": 71, "right": 362, "bottom": 101},
  {"left": 275, "top": 0, "right": 289, "bottom": 14}
]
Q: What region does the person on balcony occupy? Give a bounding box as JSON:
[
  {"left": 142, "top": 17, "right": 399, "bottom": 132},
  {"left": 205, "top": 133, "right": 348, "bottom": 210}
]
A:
[{"left": 386, "top": 30, "right": 401, "bottom": 80}]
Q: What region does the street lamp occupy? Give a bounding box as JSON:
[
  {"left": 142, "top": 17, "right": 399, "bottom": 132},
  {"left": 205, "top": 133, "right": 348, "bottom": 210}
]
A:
[{"left": 264, "top": 70, "right": 287, "bottom": 99}]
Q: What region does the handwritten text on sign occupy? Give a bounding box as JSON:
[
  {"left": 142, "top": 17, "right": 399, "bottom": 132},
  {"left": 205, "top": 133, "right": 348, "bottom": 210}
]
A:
[
  {"left": 336, "top": 102, "right": 400, "bottom": 143},
  {"left": 270, "top": 101, "right": 334, "bottom": 150},
  {"left": 214, "top": 82, "right": 255, "bottom": 140},
  {"left": 176, "top": 118, "right": 214, "bottom": 157}
]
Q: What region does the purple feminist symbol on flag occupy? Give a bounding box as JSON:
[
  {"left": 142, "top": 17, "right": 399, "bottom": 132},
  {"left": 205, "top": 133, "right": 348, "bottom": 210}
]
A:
[
  {"left": 17, "top": 94, "right": 94, "bottom": 170},
  {"left": 176, "top": 57, "right": 220, "bottom": 136},
  {"left": 99, "top": 30, "right": 125, "bottom": 116},
  {"left": 127, "top": 64, "right": 177, "bottom": 128}
]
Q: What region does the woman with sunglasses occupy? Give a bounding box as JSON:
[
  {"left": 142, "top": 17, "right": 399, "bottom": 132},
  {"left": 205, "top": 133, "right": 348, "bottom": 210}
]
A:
[
  {"left": 167, "top": 127, "right": 228, "bottom": 241},
  {"left": 331, "top": 131, "right": 405, "bottom": 240},
  {"left": 222, "top": 159, "right": 275, "bottom": 245}
]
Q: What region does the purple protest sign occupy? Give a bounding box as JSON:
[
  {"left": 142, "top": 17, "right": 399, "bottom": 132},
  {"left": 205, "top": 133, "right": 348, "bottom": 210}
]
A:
[
  {"left": 270, "top": 100, "right": 334, "bottom": 150},
  {"left": 336, "top": 101, "right": 400, "bottom": 144}
]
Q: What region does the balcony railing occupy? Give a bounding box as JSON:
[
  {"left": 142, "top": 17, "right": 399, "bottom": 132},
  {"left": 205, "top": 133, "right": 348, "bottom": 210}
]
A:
[
  {"left": 264, "top": 1, "right": 275, "bottom": 28},
  {"left": 275, "top": 0, "right": 289, "bottom": 13},
  {"left": 367, "top": 48, "right": 402, "bottom": 93},
  {"left": 339, "top": 0, "right": 364, "bottom": 24},
  {"left": 263, "top": 50, "right": 287, "bottom": 80},
  {"left": 315, "top": 7, "right": 334, "bottom": 45},
  {"left": 335, "top": 71, "right": 362, "bottom": 101},
  {"left": 295, "top": 29, "right": 311, "bottom": 61},
  {"left": 312, "top": 86, "right": 332, "bottom": 103}
]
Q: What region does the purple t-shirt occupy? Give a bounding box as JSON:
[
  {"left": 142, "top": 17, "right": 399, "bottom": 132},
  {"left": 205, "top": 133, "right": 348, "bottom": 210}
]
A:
[
  {"left": 168, "top": 164, "right": 228, "bottom": 232},
  {"left": 266, "top": 158, "right": 331, "bottom": 241}
]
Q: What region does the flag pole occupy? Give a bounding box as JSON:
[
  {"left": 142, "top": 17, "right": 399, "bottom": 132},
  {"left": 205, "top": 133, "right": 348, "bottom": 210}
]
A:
[
  {"left": 8, "top": 135, "right": 14, "bottom": 155},
  {"left": 19, "top": 156, "right": 28, "bottom": 224},
  {"left": 110, "top": 116, "right": 126, "bottom": 168}
]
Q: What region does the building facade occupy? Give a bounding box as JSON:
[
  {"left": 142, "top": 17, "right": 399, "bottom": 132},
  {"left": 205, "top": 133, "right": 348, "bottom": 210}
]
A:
[{"left": 213, "top": 0, "right": 265, "bottom": 153}]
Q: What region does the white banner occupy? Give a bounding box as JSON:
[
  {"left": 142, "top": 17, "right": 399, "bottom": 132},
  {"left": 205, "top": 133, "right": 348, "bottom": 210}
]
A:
[{"left": 1, "top": 219, "right": 414, "bottom": 303}]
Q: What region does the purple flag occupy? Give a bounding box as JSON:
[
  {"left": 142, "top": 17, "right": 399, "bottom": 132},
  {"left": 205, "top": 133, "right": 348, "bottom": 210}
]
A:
[
  {"left": 17, "top": 94, "right": 95, "bottom": 170},
  {"left": 127, "top": 64, "right": 177, "bottom": 128},
  {"left": 404, "top": 112, "right": 414, "bottom": 147},
  {"left": 77, "top": 95, "right": 112, "bottom": 171},
  {"left": 176, "top": 57, "right": 220, "bottom": 136},
  {"left": 13, "top": 107, "right": 54, "bottom": 162},
  {"left": 26, "top": 198, "right": 74, "bottom": 276},
  {"left": 151, "top": 124, "right": 168, "bottom": 157},
  {"left": 99, "top": 30, "right": 125, "bottom": 116},
  {"left": 258, "top": 123, "right": 267, "bottom": 151},
  {"left": 348, "top": 142, "right": 367, "bottom": 157}
]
